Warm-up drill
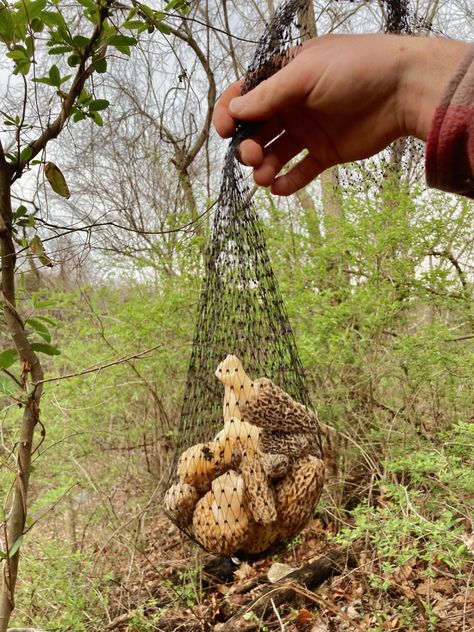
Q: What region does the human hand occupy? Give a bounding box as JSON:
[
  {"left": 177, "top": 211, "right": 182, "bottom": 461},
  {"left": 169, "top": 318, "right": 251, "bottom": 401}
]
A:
[{"left": 213, "top": 34, "right": 469, "bottom": 195}]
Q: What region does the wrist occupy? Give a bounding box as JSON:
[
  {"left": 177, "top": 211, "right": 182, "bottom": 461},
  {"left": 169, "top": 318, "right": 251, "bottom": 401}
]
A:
[{"left": 397, "top": 36, "right": 470, "bottom": 141}]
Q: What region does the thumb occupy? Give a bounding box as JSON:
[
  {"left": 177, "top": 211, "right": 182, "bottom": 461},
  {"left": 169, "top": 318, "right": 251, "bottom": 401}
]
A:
[{"left": 229, "top": 57, "right": 311, "bottom": 121}]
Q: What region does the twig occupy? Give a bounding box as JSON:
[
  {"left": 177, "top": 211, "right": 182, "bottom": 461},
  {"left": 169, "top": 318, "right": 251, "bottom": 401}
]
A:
[
  {"left": 103, "top": 611, "right": 133, "bottom": 631},
  {"left": 7, "top": 628, "right": 48, "bottom": 631},
  {"left": 33, "top": 344, "right": 162, "bottom": 386},
  {"left": 271, "top": 598, "right": 285, "bottom": 631},
  {"left": 462, "top": 562, "right": 474, "bottom": 632},
  {"left": 447, "top": 333, "right": 474, "bottom": 342}
]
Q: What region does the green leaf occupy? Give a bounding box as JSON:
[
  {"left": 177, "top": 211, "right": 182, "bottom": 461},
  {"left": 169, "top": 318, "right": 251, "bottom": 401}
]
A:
[
  {"left": 48, "top": 45, "right": 72, "bottom": 55},
  {"left": 0, "top": 348, "right": 19, "bottom": 370},
  {"left": 165, "top": 0, "right": 189, "bottom": 13},
  {"left": 20, "top": 146, "right": 34, "bottom": 165},
  {"left": 92, "top": 57, "right": 107, "bottom": 73},
  {"left": 31, "top": 297, "right": 55, "bottom": 308},
  {"left": 0, "top": 375, "right": 17, "bottom": 396},
  {"left": 0, "top": 6, "right": 16, "bottom": 44},
  {"left": 17, "top": 61, "right": 32, "bottom": 76},
  {"left": 41, "top": 10, "right": 66, "bottom": 28},
  {"left": 7, "top": 46, "right": 31, "bottom": 75},
  {"left": 35, "top": 315, "right": 56, "bottom": 326},
  {"left": 77, "top": 0, "right": 97, "bottom": 13},
  {"left": 44, "top": 162, "right": 70, "bottom": 198},
  {"left": 67, "top": 53, "right": 81, "bottom": 67},
  {"left": 78, "top": 89, "right": 91, "bottom": 105},
  {"left": 6, "top": 48, "right": 29, "bottom": 62},
  {"left": 123, "top": 19, "right": 146, "bottom": 30},
  {"left": 156, "top": 22, "right": 171, "bottom": 35},
  {"left": 72, "top": 111, "right": 86, "bottom": 123},
  {"left": 88, "top": 99, "right": 109, "bottom": 112},
  {"left": 138, "top": 3, "right": 154, "bottom": 20},
  {"left": 26, "top": 318, "right": 52, "bottom": 343},
  {"left": 55, "top": 25, "right": 74, "bottom": 47},
  {"left": 16, "top": 214, "right": 36, "bottom": 228},
  {"left": 48, "top": 63, "right": 61, "bottom": 87},
  {"left": 30, "top": 16, "right": 44, "bottom": 32},
  {"left": 15, "top": 205, "right": 28, "bottom": 218},
  {"left": 31, "top": 342, "right": 60, "bottom": 356},
  {"left": 0, "top": 110, "right": 19, "bottom": 124},
  {"left": 19, "top": 0, "right": 47, "bottom": 21},
  {"left": 110, "top": 34, "right": 137, "bottom": 56},
  {"left": 8, "top": 535, "right": 24, "bottom": 558},
  {"left": 32, "top": 76, "right": 56, "bottom": 86},
  {"left": 73, "top": 34, "right": 89, "bottom": 51},
  {"left": 89, "top": 110, "right": 103, "bottom": 126},
  {"left": 0, "top": 550, "right": 6, "bottom": 560},
  {"left": 111, "top": 34, "right": 137, "bottom": 46}
]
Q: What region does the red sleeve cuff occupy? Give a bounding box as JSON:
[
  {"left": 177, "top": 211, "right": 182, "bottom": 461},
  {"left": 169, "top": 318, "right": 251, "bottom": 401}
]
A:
[{"left": 426, "top": 45, "right": 474, "bottom": 198}]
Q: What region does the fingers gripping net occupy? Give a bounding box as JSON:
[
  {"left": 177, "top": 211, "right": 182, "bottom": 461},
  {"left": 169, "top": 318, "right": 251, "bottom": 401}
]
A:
[{"left": 164, "top": 0, "right": 324, "bottom": 557}]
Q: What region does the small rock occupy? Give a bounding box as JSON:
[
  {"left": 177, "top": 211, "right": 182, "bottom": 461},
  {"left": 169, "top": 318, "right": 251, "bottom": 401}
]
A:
[{"left": 267, "top": 562, "right": 297, "bottom": 583}]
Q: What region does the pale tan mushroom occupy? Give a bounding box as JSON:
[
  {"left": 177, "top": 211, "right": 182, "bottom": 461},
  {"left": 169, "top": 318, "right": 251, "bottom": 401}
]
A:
[
  {"left": 177, "top": 441, "right": 224, "bottom": 493},
  {"left": 164, "top": 482, "right": 199, "bottom": 529},
  {"left": 192, "top": 470, "right": 249, "bottom": 555},
  {"left": 214, "top": 416, "right": 260, "bottom": 462},
  {"left": 215, "top": 354, "right": 261, "bottom": 421}
]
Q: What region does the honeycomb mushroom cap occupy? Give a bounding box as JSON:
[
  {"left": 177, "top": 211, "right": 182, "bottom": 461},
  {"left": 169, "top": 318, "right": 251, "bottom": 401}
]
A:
[
  {"left": 240, "top": 449, "right": 277, "bottom": 525},
  {"left": 275, "top": 455, "right": 325, "bottom": 539},
  {"left": 242, "top": 378, "right": 318, "bottom": 434}
]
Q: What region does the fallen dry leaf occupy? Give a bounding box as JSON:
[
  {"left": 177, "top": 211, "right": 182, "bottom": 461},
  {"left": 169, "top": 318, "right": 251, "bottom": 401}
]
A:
[
  {"left": 415, "top": 579, "right": 431, "bottom": 596},
  {"left": 230, "top": 592, "right": 251, "bottom": 606},
  {"left": 295, "top": 608, "right": 313, "bottom": 627},
  {"left": 340, "top": 604, "right": 360, "bottom": 620},
  {"left": 432, "top": 577, "right": 455, "bottom": 596},
  {"left": 234, "top": 562, "right": 255, "bottom": 582}
]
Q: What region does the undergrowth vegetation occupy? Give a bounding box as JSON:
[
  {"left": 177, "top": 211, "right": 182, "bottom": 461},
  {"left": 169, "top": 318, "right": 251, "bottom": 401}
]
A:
[{"left": 1, "top": 175, "right": 472, "bottom": 630}]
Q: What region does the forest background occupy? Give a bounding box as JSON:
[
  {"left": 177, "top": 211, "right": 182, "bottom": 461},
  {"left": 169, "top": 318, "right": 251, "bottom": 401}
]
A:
[{"left": 0, "top": 0, "right": 473, "bottom": 630}]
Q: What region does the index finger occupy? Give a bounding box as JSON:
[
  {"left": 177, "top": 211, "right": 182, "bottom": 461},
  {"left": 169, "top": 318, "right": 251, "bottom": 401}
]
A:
[{"left": 212, "top": 80, "right": 244, "bottom": 138}]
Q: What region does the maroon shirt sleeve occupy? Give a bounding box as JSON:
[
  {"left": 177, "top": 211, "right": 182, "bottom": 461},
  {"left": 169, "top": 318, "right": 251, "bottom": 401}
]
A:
[{"left": 426, "top": 45, "right": 474, "bottom": 198}]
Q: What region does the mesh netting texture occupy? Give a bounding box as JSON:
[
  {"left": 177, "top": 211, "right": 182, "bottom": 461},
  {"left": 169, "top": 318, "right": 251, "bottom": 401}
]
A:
[
  {"left": 164, "top": 0, "right": 425, "bottom": 557},
  {"left": 164, "top": 0, "right": 325, "bottom": 557}
]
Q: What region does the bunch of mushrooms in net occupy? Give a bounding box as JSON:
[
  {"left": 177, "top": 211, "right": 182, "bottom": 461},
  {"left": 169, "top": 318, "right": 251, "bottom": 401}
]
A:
[{"left": 164, "top": 355, "right": 325, "bottom": 556}]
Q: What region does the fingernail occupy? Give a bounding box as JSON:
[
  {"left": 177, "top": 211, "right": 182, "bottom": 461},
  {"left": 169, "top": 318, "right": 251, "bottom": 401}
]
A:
[{"left": 230, "top": 96, "right": 245, "bottom": 115}]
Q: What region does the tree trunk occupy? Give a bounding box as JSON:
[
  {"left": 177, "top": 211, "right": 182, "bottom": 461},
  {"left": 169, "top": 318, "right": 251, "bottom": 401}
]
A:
[
  {"left": 297, "top": 2, "right": 349, "bottom": 292},
  {"left": 0, "top": 161, "right": 44, "bottom": 632}
]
